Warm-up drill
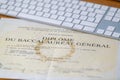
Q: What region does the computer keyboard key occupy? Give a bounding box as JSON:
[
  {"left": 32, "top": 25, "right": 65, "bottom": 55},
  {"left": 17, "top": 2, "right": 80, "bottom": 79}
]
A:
[
  {"left": 112, "top": 18, "right": 120, "bottom": 22},
  {"left": 0, "top": 9, "right": 8, "bottom": 14},
  {"left": 96, "top": 29, "right": 105, "bottom": 34},
  {"left": 58, "top": 16, "right": 65, "bottom": 21},
  {"left": 107, "top": 12, "right": 115, "bottom": 16},
  {"left": 73, "top": 24, "right": 84, "bottom": 30},
  {"left": 1, "top": 5, "right": 8, "bottom": 9},
  {"left": 62, "top": 22, "right": 74, "bottom": 28},
  {"left": 104, "top": 16, "right": 112, "bottom": 21},
  {"left": 109, "top": 7, "right": 117, "bottom": 12},
  {"left": 83, "top": 26, "right": 95, "bottom": 32},
  {"left": 36, "top": 12, "right": 43, "bottom": 16},
  {"left": 107, "top": 26, "right": 115, "bottom": 31},
  {"left": 112, "top": 32, "right": 120, "bottom": 38},
  {"left": 101, "top": 6, "right": 108, "bottom": 11},
  {"left": 80, "top": 21, "right": 98, "bottom": 28},
  {"left": 104, "top": 31, "right": 113, "bottom": 36},
  {"left": 73, "top": 19, "right": 81, "bottom": 24},
  {"left": 65, "top": 18, "right": 73, "bottom": 22},
  {"left": 7, "top": 11, "right": 18, "bottom": 16},
  {"left": 50, "top": 14, "right": 58, "bottom": 19}
]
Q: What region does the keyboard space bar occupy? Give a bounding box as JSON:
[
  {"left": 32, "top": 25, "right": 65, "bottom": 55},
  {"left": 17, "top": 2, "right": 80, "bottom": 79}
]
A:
[{"left": 17, "top": 13, "right": 62, "bottom": 25}]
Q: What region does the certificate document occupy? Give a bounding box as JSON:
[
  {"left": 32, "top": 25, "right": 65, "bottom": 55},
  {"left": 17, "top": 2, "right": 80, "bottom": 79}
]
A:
[{"left": 0, "top": 19, "right": 120, "bottom": 80}]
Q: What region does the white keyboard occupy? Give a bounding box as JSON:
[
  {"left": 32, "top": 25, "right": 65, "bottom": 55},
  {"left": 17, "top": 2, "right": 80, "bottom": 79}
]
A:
[{"left": 0, "top": 0, "right": 120, "bottom": 40}]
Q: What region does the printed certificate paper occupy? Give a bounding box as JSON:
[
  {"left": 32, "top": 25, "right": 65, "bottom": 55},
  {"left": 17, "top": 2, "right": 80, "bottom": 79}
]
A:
[{"left": 0, "top": 19, "right": 120, "bottom": 80}]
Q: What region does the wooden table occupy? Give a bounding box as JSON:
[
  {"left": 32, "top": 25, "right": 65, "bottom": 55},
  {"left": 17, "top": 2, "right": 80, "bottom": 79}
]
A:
[{"left": 0, "top": 0, "right": 120, "bottom": 80}]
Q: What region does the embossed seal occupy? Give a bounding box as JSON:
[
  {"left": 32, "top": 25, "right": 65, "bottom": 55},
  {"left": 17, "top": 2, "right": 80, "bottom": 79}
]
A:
[{"left": 35, "top": 39, "right": 75, "bottom": 62}]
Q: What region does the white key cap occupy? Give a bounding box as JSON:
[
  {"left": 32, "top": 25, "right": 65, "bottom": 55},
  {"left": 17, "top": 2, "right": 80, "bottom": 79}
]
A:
[
  {"left": 87, "top": 17, "right": 95, "bottom": 22},
  {"left": 62, "top": 22, "right": 74, "bottom": 28},
  {"left": 0, "top": 9, "right": 8, "bottom": 14},
  {"left": 79, "top": 6, "right": 87, "bottom": 11},
  {"left": 73, "top": 19, "right": 81, "bottom": 24},
  {"left": 59, "top": 6, "right": 66, "bottom": 10},
  {"left": 57, "top": 11, "right": 65, "bottom": 16},
  {"left": 73, "top": 24, "right": 84, "bottom": 30},
  {"left": 65, "top": 18, "right": 73, "bottom": 22},
  {"left": 109, "top": 7, "right": 117, "bottom": 12},
  {"left": 107, "top": 26, "right": 115, "bottom": 31},
  {"left": 51, "top": 5, "right": 58, "bottom": 10},
  {"left": 23, "top": 0, "right": 30, "bottom": 4},
  {"left": 42, "top": 8, "right": 50, "bottom": 13},
  {"left": 79, "top": 16, "right": 87, "bottom": 20},
  {"left": 7, "top": 1, "right": 14, "bottom": 5},
  {"left": 50, "top": 10, "right": 57, "bottom": 14},
  {"left": 94, "top": 4, "right": 101, "bottom": 9},
  {"left": 104, "top": 16, "right": 112, "bottom": 21},
  {"left": 112, "top": 32, "right": 120, "bottom": 38},
  {"left": 95, "top": 14, "right": 103, "bottom": 19},
  {"left": 72, "top": 14, "right": 79, "bottom": 19},
  {"left": 30, "top": 1, "right": 37, "bottom": 5},
  {"left": 14, "top": 2, "right": 21, "bottom": 7},
  {"left": 66, "top": 8, "right": 73, "bottom": 13},
  {"left": 36, "top": 7, "right": 43, "bottom": 11},
  {"left": 18, "top": 13, "right": 62, "bottom": 25},
  {"left": 83, "top": 26, "right": 95, "bottom": 32},
  {"left": 37, "top": 2, "right": 44, "bottom": 7},
  {"left": 101, "top": 6, "right": 108, "bottom": 11},
  {"left": 1, "top": 5, "right": 8, "bottom": 9},
  {"left": 80, "top": 21, "right": 97, "bottom": 27},
  {"left": 94, "top": 18, "right": 101, "bottom": 23},
  {"left": 73, "top": 10, "right": 81, "bottom": 14},
  {"left": 88, "top": 12, "right": 96, "bottom": 17},
  {"left": 43, "top": 13, "right": 51, "bottom": 18},
  {"left": 66, "top": 2, "right": 72, "bottom": 6},
  {"left": 7, "top": 11, "right": 18, "bottom": 16},
  {"left": 64, "top": 13, "right": 72, "bottom": 17},
  {"left": 58, "top": 16, "right": 65, "bottom": 21},
  {"left": 115, "top": 13, "right": 120, "bottom": 18},
  {"left": 21, "top": 4, "right": 28, "bottom": 8},
  {"left": 112, "top": 17, "right": 120, "bottom": 22},
  {"left": 72, "top": 5, "right": 79, "bottom": 9},
  {"left": 44, "top": 4, "right": 51, "bottom": 8},
  {"left": 86, "top": 3, "right": 93, "bottom": 7},
  {"left": 50, "top": 14, "right": 58, "bottom": 19},
  {"left": 95, "top": 9, "right": 105, "bottom": 14},
  {"left": 28, "top": 10, "right": 36, "bottom": 15},
  {"left": 96, "top": 29, "right": 104, "bottom": 34},
  {"left": 36, "top": 12, "right": 43, "bottom": 16},
  {"left": 7, "top": 6, "right": 15, "bottom": 10},
  {"left": 80, "top": 11, "right": 88, "bottom": 16},
  {"left": 14, "top": 7, "right": 22, "bottom": 12},
  {"left": 104, "top": 31, "right": 112, "bottom": 36},
  {"left": 21, "top": 9, "right": 29, "bottom": 13},
  {"left": 58, "top": 2, "right": 65, "bottom": 6},
  {"left": 87, "top": 8, "right": 94, "bottom": 12},
  {"left": 79, "top": 1, "right": 86, "bottom": 6},
  {"left": 51, "top": 1, "right": 57, "bottom": 5},
  {"left": 107, "top": 12, "right": 115, "bottom": 16},
  {"left": 0, "top": 0, "right": 8, "bottom": 4}
]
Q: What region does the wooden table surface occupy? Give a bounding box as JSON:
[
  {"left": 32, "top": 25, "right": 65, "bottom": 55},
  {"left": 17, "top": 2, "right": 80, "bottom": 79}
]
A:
[{"left": 0, "top": 0, "right": 120, "bottom": 80}]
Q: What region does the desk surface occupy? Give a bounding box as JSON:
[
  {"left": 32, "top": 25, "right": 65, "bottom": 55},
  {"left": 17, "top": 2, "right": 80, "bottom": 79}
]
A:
[{"left": 0, "top": 0, "right": 120, "bottom": 80}]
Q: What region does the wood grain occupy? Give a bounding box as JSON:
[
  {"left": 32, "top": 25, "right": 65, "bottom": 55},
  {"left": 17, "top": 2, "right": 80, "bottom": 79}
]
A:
[{"left": 85, "top": 0, "right": 120, "bottom": 8}]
